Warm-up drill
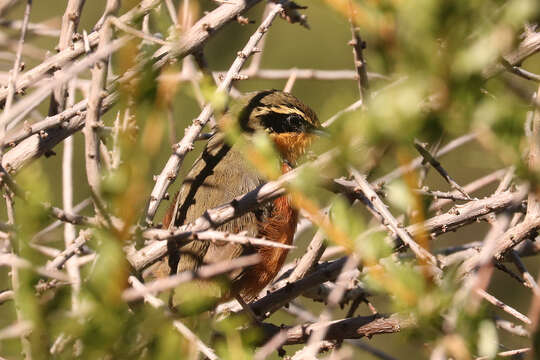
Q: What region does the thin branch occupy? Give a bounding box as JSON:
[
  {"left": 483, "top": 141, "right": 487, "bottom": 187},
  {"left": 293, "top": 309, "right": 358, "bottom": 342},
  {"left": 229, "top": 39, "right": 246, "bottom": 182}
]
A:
[
  {"left": 130, "top": 150, "right": 335, "bottom": 271},
  {"left": 476, "top": 288, "right": 531, "bottom": 324},
  {"left": 414, "top": 139, "right": 471, "bottom": 199},
  {"left": 31, "top": 198, "right": 91, "bottom": 242},
  {"left": 0, "top": 0, "right": 20, "bottom": 18},
  {"left": 0, "top": 0, "right": 161, "bottom": 104},
  {"left": 347, "top": 3, "right": 368, "bottom": 101},
  {"left": 258, "top": 313, "right": 413, "bottom": 345},
  {"left": 0, "top": 289, "right": 14, "bottom": 305},
  {"left": 63, "top": 79, "right": 81, "bottom": 312},
  {"left": 495, "top": 317, "right": 529, "bottom": 337},
  {"left": 164, "top": 68, "right": 388, "bottom": 83},
  {"left": 0, "top": 253, "right": 70, "bottom": 281},
  {"left": 2, "top": 36, "right": 129, "bottom": 131},
  {"left": 476, "top": 348, "right": 530, "bottom": 360},
  {"left": 0, "top": 0, "right": 31, "bottom": 148},
  {"left": 246, "top": 2, "right": 272, "bottom": 75},
  {"left": 46, "top": 230, "right": 89, "bottom": 271},
  {"left": 47, "top": 0, "right": 85, "bottom": 117},
  {"left": 83, "top": 1, "right": 118, "bottom": 217},
  {"left": 144, "top": 2, "right": 286, "bottom": 224},
  {"left": 122, "top": 254, "right": 260, "bottom": 302},
  {"left": 349, "top": 168, "right": 437, "bottom": 265},
  {"left": 302, "top": 255, "right": 360, "bottom": 357},
  {"left": 127, "top": 276, "right": 220, "bottom": 360},
  {"left": 429, "top": 168, "right": 508, "bottom": 211},
  {"left": 153, "top": 0, "right": 265, "bottom": 64},
  {"left": 109, "top": 16, "right": 167, "bottom": 45},
  {"left": 249, "top": 257, "right": 349, "bottom": 319},
  {"left": 483, "top": 26, "right": 540, "bottom": 79},
  {"left": 143, "top": 229, "right": 295, "bottom": 249},
  {"left": 286, "top": 226, "right": 327, "bottom": 282},
  {"left": 375, "top": 133, "right": 477, "bottom": 186}
]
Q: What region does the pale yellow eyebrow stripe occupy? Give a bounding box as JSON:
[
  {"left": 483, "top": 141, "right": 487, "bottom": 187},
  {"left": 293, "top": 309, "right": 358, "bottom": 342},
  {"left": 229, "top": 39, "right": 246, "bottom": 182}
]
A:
[
  {"left": 268, "top": 105, "right": 305, "bottom": 116},
  {"left": 254, "top": 105, "right": 306, "bottom": 117}
]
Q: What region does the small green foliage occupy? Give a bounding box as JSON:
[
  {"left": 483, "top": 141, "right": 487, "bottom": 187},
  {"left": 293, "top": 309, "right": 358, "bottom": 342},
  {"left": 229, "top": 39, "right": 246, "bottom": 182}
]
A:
[
  {"left": 330, "top": 195, "right": 364, "bottom": 241},
  {"left": 477, "top": 320, "right": 498, "bottom": 359},
  {"left": 387, "top": 179, "right": 415, "bottom": 214}
]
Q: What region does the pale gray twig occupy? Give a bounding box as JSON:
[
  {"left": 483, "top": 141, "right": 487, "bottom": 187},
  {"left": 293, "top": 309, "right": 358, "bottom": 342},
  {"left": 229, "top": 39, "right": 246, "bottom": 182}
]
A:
[
  {"left": 349, "top": 168, "right": 437, "bottom": 265},
  {"left": 476, "top": 288, "right": 531, "bottom": 324},
  {"left": 83, "top": 1, "right": 118, "bottom": 217},
  {"left": 144, "top": 2, "right": 286, "bottom": 224},
  {"left": 414, "top": 139, "right": 471, "bottom": 199},
  {"left": 122, "top": 254, "right": 260, "bottom": 302},
  {"left": 130, "top": 150, "right": 335, "bottom": 271},
  {"left": 143, "top": 229, "right": 295, "bottom": 249},
  {"left": 375, "top": 133, "right": 477, "bottom": 186},
  {"left": 0, "top": 0, "right": 31, "bottom": 149}
]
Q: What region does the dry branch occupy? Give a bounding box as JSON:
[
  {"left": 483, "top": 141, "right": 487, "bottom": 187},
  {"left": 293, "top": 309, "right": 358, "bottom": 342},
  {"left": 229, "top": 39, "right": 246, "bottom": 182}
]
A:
[
  {"left": 0, "top": 0, "right": 161, "bottom": 104},
  {"left": 122, "top": 254, "right": 260, "bottom": 302},
  {"left": 144, "top": 2, "right": 286, "bottom": 223},
  {"left": 259, "top": 313, "right": 413, "bottom": 345},
  {"left": 130, "top": 150, "right": 334, "bottom": 271}
]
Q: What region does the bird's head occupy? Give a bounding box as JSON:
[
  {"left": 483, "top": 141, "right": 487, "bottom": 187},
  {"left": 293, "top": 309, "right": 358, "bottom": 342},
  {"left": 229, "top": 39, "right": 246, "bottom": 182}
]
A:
[{"left": 233, "top": 90, "right": 322, "bottom": 165}]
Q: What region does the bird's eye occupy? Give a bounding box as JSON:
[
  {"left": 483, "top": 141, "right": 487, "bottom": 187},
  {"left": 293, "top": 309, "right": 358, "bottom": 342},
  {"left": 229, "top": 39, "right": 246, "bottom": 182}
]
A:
[{"left": 286, "top": 114, "right": 305, "bottom": 132}]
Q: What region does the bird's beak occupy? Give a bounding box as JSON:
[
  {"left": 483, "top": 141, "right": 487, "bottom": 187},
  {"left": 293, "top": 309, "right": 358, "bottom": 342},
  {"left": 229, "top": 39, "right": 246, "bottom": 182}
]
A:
[{"left": 308, "top": 127, "right": 330, "bottom": 137}]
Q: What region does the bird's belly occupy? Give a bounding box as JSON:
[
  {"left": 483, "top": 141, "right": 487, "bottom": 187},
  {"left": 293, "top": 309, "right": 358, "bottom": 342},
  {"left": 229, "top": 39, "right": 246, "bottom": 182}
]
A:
[{"left": 235, "top": 163, "right": 298, "bottom": 301}]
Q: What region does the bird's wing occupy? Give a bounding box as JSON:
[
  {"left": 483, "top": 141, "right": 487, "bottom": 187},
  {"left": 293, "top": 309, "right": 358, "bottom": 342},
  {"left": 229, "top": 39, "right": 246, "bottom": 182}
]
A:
[{"left": 168, "top": 133, "right": 266, "bottom": 274}]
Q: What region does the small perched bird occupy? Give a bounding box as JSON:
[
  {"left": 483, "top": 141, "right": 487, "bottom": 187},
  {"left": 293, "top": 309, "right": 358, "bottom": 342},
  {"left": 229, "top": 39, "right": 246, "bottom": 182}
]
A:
[{"left": 154, "top": 90, "right": 321, "bottom": 309}]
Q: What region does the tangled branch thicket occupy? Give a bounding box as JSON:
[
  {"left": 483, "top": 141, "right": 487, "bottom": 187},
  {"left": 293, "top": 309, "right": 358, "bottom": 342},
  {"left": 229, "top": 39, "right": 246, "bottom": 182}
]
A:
[{"left": 0, "top": 0, "right": 540, "bottom": 359}]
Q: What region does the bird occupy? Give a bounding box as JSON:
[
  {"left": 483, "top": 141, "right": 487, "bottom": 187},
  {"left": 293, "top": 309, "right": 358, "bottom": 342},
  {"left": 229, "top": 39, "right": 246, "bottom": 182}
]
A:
[{"left": 150, "top": 90, "right": 321, "bottom": 311}]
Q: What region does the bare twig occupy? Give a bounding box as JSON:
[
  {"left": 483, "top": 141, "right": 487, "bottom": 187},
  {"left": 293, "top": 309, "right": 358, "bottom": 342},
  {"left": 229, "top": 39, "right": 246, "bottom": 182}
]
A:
[
  {"left": 414, "top": 139, "right": 471, "bottom": 199},
  {"left": 0, "top": 289, "right": 14, "bottom": 305},
  {"left": 0, "top": 19, "right": 59, "bottom": 37},
  {"left": 476, "top": 348, "right": 530, "bottom": 360},
  {"left": 172, "top": 321, "right": 219, "bottom": 360},
  {"left": 287, "top": 226, "right": 327, "bottom": 282},
  {"left": 375, "top": 133, "right": 477, "bottom": 186},
  {"left": 122, "top": 254, "right": 260, "bottom": 302},
  {"left": 483, "top": 26, "right": 540, "bottom": 79},
  {"left": 2, "top": 36, "right": 129, "bottom": 131},
  {"left": 47, "top": 0, "right": 85, "bottom": 117},
  {"left": 144, "top": 2, "right": 285, "bottom": 224},
  {"left": 165, "top": 68, "right": 388, "bottom": 83},
  {"left": 46, "top": 230, "right": 89, "bottom": 271},
  {"left": 63, "top": 79, "right": 81, "bottom": 312},
  {"left": 153, "top": 0, "right": 265, "bottom": 64},
  {"left": 130, "top": 150, "right": 335, "bottom": 271},
  {"left": 349, "top": 168, "right": 437, "bottom": 265},
  {"left": 0, "top": 0, "right": 31, "bottom": 149},
  {"left": 302, "top": 255, "right": 360, "bottom": 357},
  {"left": 429, "top": 168, "right": 508, "bottom": 211},
  {"left": 476, "top": 288, "right": 531, "bottom": 324},
  {"left": 347, "top": 3, "right": 368, "bottom": 101},
  {"left": 31, "top": 198, "right": 91, "bottom": 242},
  {"left": 127, "top": 276, "right": 220, "bottom": 360},
  {"left": 495, "top": 317, "right": 529, "bottom": 337},
  {"left": 0, "top": 0, "right": 161, "bottom": 104},
  {"left": 259, "top": 313, "right": 413, "bottom": 345},
  {"left": 143, "top": 229, "right": 295, "bottom": 249},
  {"left": 110, "top": 17, "right": 167, "bottom": 45},
  {"left": 526, "top": 85, "right": 540, "bottom": 218},
  {"left": 83, "top": 0, "right": 119, "bottom": 216},
  {"left": 0, "top": 0, "right": 20, "bottom": 18}
]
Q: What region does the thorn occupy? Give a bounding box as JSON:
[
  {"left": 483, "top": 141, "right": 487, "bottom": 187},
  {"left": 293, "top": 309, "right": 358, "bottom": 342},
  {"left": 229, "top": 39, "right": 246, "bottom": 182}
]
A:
[{"left": 202, "top": 23, "right": 212, "bottom": 32}]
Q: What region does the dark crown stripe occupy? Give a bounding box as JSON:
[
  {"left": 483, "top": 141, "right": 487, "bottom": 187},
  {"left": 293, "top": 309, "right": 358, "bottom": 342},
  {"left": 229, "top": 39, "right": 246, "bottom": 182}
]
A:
[{"left": 258, "top": 110, "right": 313, "bottom": 133}]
